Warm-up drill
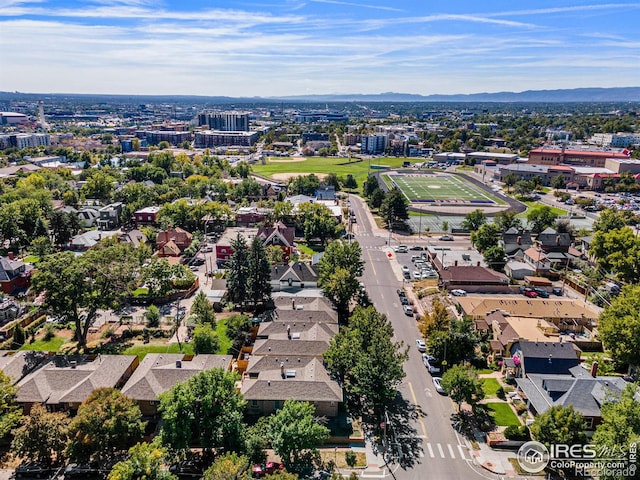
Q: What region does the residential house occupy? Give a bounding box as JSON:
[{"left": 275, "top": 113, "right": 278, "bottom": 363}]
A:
[
  {"left": 15, "top": 354, "right": 138, "bottom": 413},
  {"left": 515, "top": 365, "right": 627, "bottom": 432},
  {"left": 438, "top": 265, "right": 509, "bottom": 291},
  {"left": 504, "top": 261, "right": 535, "bottom": 280},
  {"left": 236, "top": 206, "right": 268, "bottom": 227},
  {"left": 119, "top": 229, "right": 148, "bottom": 248},
  {"left": 156, "top": 227, "right": 193, "bottom": 252},
  {"left": 0, "top": 298, "right": 20, "bottom": 325},
  {"left": 240, "top": 298, "right": 341, "bottom": 417},
  {"left": 522, "top": 247, "right": 551, "bottom": 274},
  {"left": 133, "top": 206, "right": 161, "bottom": 226},
  {"left": 456, "top": 296, "right": 598, "bottom": 333},
  {"left": 257, "top": 222, "right": 295, "bottom": 262},
  {"left": 0, "top": 256, "right": 31, "bottom": 294},
  {"left": 120, "top": 354, "right": 232, "bottom": 416},
  {"left": 97, "top": 202, "right": 124, "bottom": 230},
  {"left": 270, "top": 262, "right": 319, "bottom": 291},
  {"left": 501, "top": 228, "right": 533, "bottom": 258},
  {"left": 535, "top": 227, "right": 573, "bottom": 268},
  {"left": 0, "top": 350, "right": 49, "bottom": 384},
  {"left": 77, "top": 207, "right": 100, "bottom": 228},
  {"left": 511, "top": 340, "right": 581, "bottom": 377},
  {"left": 216, "top": 228, "right": 259, "bottom": 267},
  {"left": 69, "top": 230, "right": 119, "bottom": 251}
]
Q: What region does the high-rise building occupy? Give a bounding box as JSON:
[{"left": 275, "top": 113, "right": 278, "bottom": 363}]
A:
[
  {"left": 361, "top": 134, "right": 387, "bottom": 154},
  {"left": 197, "top": 112, "right": 250, "bottom": 132}
]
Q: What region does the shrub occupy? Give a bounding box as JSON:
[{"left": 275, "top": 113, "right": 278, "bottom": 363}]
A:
[
  {"left": 504, "top": 425, "right": 530, "bottom": 441},
  {"left": 496, "top": 386, "right": 506, "bottom": 400},
  {"left": 345, "top": 450, "right": 357, "bottom": 468},
  {"left": 43, "top": 323, "right": 56, "bottom": 341}
]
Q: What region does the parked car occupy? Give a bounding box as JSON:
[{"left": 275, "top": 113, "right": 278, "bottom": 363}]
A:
[
  {"left": 15, "top": 463, "right": 52, "bottom": 479},
  {"left": 439, "top": 235, "right": 454, "bottom": 241},
  {"left": 397, "top": 288, "right": 406, "bottom": 297},
  {"left": 451, "top": 289, "right": 467, "bottom": 296},
  {"left": 432, "top": 377, "right": 446, "bottom": 394},
  {"left": 64, "top": 463, "right": 104, "bottom": 480},
  {"left": 534, "top": 287, "right": 549, "bottom": 298},
  {"left": 410, "top": 245, "right": 425, "bottom": 251},
  {"left": 524, "top": 290, "right": 538, "bottom": 298},
  {"left": 412, "top": 271, "right": 421, "bottom": 279},
  {"left": 252, "top": 462, "right": 284, "bottom": 478},
  {"left": 552, "top": 287, "right": 563, "bottom": 296},
  {"left": 422, "top": 354, "right": 441, "bottom": 374},
  {"left": 402, "top": 265, "right": 410, "bottom": 274},
  {"left": 403, "top": 305, "right": 414, "bottom": 316},
  {"left": 415, "top": 339, "right": 427, "bottom": 352},
  {"left": 422, "top": 271, "right": 438, "bottom": 279},
  {"left": 400, "top": 296, "right": 410, "bottom": 305},
  {"left": 394, "top": 245, "right": 408, "bottom": 253}
]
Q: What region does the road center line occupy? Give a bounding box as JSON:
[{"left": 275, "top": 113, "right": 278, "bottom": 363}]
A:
[{"left": 407, "top": 381, "right": 427, "bottom": 439}]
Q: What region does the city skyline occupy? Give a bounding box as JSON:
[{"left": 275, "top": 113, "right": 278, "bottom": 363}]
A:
[{"left": 1, "top": 0, "right": 639, "bottom": 97}]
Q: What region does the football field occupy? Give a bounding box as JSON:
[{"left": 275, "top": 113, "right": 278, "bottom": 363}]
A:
[{"left": 384, "top": 173, "right": 501, "bottom": 205}]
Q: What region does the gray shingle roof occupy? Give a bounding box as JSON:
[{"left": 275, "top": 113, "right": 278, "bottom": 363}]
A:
[
  {"left": 16, "top": 354, "right": 137, "bottom": 405},
  {"left": 0, "top": 351, "right": 49, "bottom": 384},
  {"left": 252, "top": 339, "right": 329, "bottom": 357},
  {"left": 120, "top": 354, "right": 231, "bottom": 401}
]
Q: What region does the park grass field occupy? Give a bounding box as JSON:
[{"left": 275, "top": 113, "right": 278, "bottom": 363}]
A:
[
  {"left": 252, "top": 156, "right": 408, "bottom": 192},
  {"left": 383, "top": 172, "right": 505, "bottom": 205}
]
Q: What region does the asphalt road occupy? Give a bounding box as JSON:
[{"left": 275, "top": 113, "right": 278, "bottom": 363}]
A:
[{"left": 349, "top": 195, "right": 498, "bottom": 480}]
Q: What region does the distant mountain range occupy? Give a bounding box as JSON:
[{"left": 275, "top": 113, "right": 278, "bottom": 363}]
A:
[
  {"left": 2, "top": 87, "right": 640, "bottom": 104},
  {"left": 270, "top": 87, "right": 640, "bottom": 103}
]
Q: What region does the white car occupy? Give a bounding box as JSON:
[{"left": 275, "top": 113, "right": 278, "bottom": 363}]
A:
[
  {"left": 451, "top": 289, "right": 467, "bottom": 296},
  {"left": 402, "top": 265, "right": 410, "bottom": 274},
  {"left": 422, "top": 354, "right": 441, "bottom": 374},
  {"left": 412, "top": 271, "right": 421, "bottom": 279},
  {"left": 394, "top": 245, "right": 408, "bottom": 253},
  {"left": 422, "top": 271, "right": 438, "bottom": 279},
  {"left": 432, "top": 377, "right": 446, "bottom": 394},
  {"left": 415, "top": 339, "right": 426, "bottom": 352},
  {"left": 403, "top": 305, "right": 414, "bottom": 316}
]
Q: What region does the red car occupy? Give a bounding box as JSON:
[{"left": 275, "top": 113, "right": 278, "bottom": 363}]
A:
[
  {"left": 524, "top": 290, "right": 538, "bottom": 298},
  {"left": 252, "top": 462, "right": 284, "bottom": 478}
]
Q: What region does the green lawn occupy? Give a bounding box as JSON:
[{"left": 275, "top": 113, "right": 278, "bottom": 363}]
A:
[
  {"left": 485, "top": 402, "right": 521, "bottom": 426},
  {"left": 123, "top": 341, "right": 195, "bottom": 359},
  {"left": 383, "top": 172, "right": 505, "bottom": 205},
  {"left": 22, "top": 255, "right": 40, "bottom": 263},
  {"left": 482, "top": 378, "right": 502, "bottom": 398},
  {"left": 132, "top": 287, "right": 149, "bottom": 297},
  {"left": 515, "top": 200, "right": 567, "bottom": 219},
  {"left": 253, "top": 156, "right": 408, "bottom": 193},
  {"left": 20, "top": 335, "right": 66, "bottom": 352},
  {"left": 215, "top": 317, "right": 232, "bottom": 355}
]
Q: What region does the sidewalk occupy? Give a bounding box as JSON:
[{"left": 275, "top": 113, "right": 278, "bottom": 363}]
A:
[
  {"left": 355, "top": 432, "right": 389, "bottom": 479},
  {"left": 470, "top": 430, "right": 518, "bottom": 476}
]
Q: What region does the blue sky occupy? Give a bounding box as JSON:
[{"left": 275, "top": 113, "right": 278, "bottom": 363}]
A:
[{"left": 1, "top": 0, "right": 639, "bottom": 97}]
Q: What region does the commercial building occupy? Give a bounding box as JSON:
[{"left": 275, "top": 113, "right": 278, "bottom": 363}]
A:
[
  {"left": 144, "top": 130, "right": 192, "bottom": 147},
  {"left": 0, "top": 133, "right": 50, "bottom": 149},
  {"left": 194, "top": 130, "right": 259, "bottom": 148},
  {"left": 527, "top": 146, "right": 631, "bottom": 168},
  {"left": 0, "top": 112, "right": 28, "bottom": 125}
]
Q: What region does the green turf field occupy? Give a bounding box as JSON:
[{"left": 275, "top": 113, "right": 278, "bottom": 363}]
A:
[
  {"left": 385, "top": 173, "right": 504, "bottom": 205},
  {"left": 252, "top": 157, "right": 408, "bottom": 193}
]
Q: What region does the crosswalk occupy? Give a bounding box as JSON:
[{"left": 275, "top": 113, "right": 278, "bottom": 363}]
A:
[{"left": 423, "top": 442, "right": 469, "bottom": 460}]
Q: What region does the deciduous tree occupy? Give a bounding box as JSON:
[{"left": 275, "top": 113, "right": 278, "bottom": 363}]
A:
[
  {"left": 108, "top": 441, "right": 176, "bottom": 480},
  {"left": 268, "top": 400, "right": 330, "bottom": 474},
  {"left": 530, "top": 405, "right": 586, "bottom": 448},
  {"left": 526, "top": 205, "right": 559, "bottom": 234},
  {"left": 11, "top": 403, "right": 69, "bottom": 466},
  {"left": 471, "top": 223, "right": 500, "bottom": 252},
  {"left": 191, "top": 291, "right": 216, "bottom": 325},
  {"left": 461, "top": 209, "right": 487, "bottom": 232},
  {"left": 379, "top": 188, "right": 408, "bottom": 227},
  {"left": 192, "top": 323, "right": 219, "bottom": 354},
  {"left": 318, "top": 240, "right": 364, "bottom": 321},
  {"left": 66, "top": 388, "right": 145, "bottom": 466},
  {"left": 440, "top": 365, "right": 484, "bottom": 412},
  {"left": 598, "top": 285, "right": 640, "bottom": 366},
  {"left": 159, "top": 369, "right": 246, "bottom": 454},
  {"left": 202, "top": 452, "right": 249, "bottom": 480},
  {"left": 32, "top": 244, "right": 139, "bottom": 347}
]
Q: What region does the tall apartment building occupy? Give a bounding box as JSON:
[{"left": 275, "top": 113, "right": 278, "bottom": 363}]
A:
[
  {"left": 361, "top": 134, "right": 387, "bottom": 154},
  {"left": 194, "top": 131, "right": 259, "bottom": 148},
  {"left": 0, "top": 133, "right": 50, "bottom": 149},
  {"left": 197, "top": 112, "right": 250, "bottom": 132},
  {"left": 144, "top": 130, "right": 192, "bottom": 146}
]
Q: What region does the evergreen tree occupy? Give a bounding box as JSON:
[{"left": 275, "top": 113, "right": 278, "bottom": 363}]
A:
[
  {"left": 247, "top": 236, "right": 272, "bottom": 307},
  {"left": 379, "top": 187, "right": 409, "bottom": 227},
  {"left": 226, "top": 233, "right": 249, "bottom": 310}
]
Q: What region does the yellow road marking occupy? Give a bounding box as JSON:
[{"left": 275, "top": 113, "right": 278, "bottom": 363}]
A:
[{"left": 408, "top": 381, "right": 428, "bottom": 439}]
